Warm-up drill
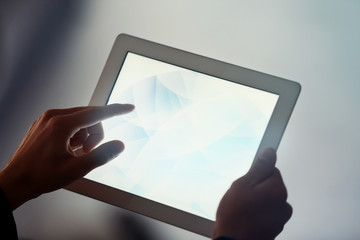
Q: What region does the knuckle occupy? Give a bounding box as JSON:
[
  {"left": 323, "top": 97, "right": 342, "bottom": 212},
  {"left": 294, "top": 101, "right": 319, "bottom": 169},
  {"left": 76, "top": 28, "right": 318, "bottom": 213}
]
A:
[
  {"left": 275, "top": 183, "right": 288, "bottom": 202},
  {"left": 265, "top": 181, "right": 288, "bottom": 203},
  {"left": 42, "top": 109, "right": 59, "bottom": 120},
  {"left": 46, "top": 116, "right": 67, "bottom": 133},
  {"left": 231, "top": 176, "right": 247, "bottom": 188},
  {"left": 273, "top": 168, "right": 281, "bottom": 175},
  {"left": 47, "top": 116, "right": 62, "bottom": 126},
  {"left": 272, "top": 169, "right": 288, "bottom": 201},
  {"left": 274, "top": 224, "right": 285, "bottom": 237},
  {"left": 285, "top": 202, "right": 293, "bottom": 220}
]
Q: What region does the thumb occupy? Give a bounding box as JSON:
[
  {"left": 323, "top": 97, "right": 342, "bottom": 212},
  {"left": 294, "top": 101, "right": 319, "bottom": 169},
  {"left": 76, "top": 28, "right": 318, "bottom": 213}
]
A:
[
  {"left": 246, "top": 148, "right": 277, "bottom": 184},
  {"left": 76, "top": 140, "right": 124, "bottom": 176}
]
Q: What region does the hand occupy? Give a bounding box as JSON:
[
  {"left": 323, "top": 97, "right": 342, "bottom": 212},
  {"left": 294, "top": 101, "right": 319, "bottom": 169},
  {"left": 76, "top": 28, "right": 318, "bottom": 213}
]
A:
[
  {"left": 0, "top": 104, "right": 134, "bottom": 210},
  {"left": 213, "top": 148, "right": 292, "bottom": 240}
]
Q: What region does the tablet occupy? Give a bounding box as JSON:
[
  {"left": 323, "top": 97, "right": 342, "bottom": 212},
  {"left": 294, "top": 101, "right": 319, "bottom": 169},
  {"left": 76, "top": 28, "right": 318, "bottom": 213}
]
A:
[{"left": 65, "top": 34, "right": 300, "bottom": 237}]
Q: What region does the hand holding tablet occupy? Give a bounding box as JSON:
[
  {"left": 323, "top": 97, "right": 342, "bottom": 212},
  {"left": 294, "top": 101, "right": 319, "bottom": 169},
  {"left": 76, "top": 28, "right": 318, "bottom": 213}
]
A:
[{"left": 213, "top": 148, "right": 292, "bottom": 240}]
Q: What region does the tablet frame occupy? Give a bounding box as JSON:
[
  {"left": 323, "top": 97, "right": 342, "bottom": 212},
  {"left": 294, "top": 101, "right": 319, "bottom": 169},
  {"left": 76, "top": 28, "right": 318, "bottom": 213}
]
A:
[{"left": 65, "top": 34, "right": 301, "bottom": 237}]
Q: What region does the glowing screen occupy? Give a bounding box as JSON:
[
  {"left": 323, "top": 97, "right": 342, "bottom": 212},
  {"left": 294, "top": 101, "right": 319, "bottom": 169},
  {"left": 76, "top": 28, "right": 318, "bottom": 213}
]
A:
[{"left": 85, "top": 52, "right": 279, "bottom": 220}]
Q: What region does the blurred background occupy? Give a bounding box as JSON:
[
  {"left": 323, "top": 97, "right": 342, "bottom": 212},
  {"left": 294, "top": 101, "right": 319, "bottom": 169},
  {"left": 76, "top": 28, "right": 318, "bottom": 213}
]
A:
[{"left": 1, "top": 0, "right": 359, "bottom": 239}]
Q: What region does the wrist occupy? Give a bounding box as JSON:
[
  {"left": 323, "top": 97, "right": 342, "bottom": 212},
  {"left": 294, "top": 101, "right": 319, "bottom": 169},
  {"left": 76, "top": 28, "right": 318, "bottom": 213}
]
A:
[{"left": 0, "top": 167, "right": 39, "bottom": 210}]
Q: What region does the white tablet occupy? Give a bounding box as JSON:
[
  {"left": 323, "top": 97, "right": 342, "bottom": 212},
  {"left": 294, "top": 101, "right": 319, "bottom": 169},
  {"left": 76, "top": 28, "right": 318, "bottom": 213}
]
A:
[{"left": 66, "top": 34, "right": 300, "bottom": 237}]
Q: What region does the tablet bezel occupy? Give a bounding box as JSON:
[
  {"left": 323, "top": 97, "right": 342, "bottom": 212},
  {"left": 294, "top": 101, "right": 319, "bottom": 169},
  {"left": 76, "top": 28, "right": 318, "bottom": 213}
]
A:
[{"left": 65, "top": 34, "right": 301, "bottom": 237}]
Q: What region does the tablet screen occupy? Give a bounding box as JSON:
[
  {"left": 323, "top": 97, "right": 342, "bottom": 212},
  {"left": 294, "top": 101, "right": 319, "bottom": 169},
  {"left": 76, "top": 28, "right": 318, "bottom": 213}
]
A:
[{"left": 85, "top": 52, "right": 279, "bottom": 221}]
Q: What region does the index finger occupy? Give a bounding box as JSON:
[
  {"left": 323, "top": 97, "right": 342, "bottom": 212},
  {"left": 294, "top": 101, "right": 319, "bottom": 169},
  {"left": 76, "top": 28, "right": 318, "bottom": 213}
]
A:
[{"left": 61, "top": 104, "right": 135, "bottom": 136}]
